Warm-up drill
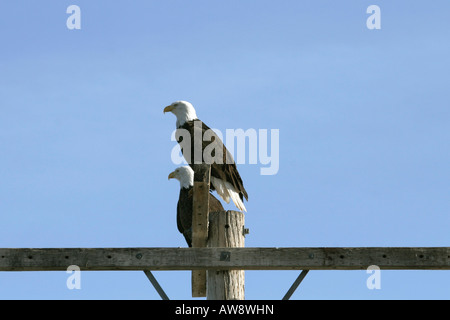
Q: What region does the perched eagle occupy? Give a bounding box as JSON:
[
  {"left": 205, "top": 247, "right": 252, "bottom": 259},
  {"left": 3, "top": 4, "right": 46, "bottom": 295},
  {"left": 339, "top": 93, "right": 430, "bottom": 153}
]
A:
[
  {"left": 168, "top": 166, "right": 224, "bottom": 247},
  {"left": 164, "top": 101, "right": 248, "bottom": 212}
]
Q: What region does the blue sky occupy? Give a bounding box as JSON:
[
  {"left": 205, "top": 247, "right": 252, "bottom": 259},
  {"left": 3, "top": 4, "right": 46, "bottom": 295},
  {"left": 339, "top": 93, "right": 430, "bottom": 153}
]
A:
[{"left": 0, "top": 1, "right": 449, "bottom": 299}]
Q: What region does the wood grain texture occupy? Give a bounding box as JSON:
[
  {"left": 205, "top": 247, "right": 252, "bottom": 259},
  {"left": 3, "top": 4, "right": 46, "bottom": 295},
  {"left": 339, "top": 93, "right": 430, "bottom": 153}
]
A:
[
  {"left": 0, "top": 247, "right": 448, "bottom": 271},
  {"left": 207, "top": 211, "right": 245, "bottom": 300},
  {"left": 191, "top": 163, "right": 211, "bottom": 297},
  {"left": 192, "top": 164, "right": 211, "bottom": 248}
]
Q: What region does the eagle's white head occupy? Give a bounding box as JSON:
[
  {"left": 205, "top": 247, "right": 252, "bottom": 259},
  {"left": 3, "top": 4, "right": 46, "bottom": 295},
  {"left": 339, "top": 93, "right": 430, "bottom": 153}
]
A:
[
  {"left": 164, "top": 100, "right": 198, "bottom": 127},
  {"left": 168, "top": 166, "right": 194, "bottom": 189}
]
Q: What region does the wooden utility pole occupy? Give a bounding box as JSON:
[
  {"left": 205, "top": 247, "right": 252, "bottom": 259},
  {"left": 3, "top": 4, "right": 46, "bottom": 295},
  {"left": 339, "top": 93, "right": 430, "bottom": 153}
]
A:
[
  {"left": 207, "top": 210, "right": 245, "bottom": 300},
  {"left": 191, "top": 164, "right": 211, "bottom": 297},
  {"left": 191, "top": 164, "right": 247, "bottom": 299},
  {"left": 1, "top": 247, "right": 449, "bottom": 271}
]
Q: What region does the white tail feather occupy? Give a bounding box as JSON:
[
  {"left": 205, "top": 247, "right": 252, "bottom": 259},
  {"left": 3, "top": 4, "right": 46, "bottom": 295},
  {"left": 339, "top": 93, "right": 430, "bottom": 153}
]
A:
[
  {"left": 210, "top": 177, "right": 231, "bottom": 204},
  {"left": 211, "top": 177, "right": 247, "bottom": 212}
]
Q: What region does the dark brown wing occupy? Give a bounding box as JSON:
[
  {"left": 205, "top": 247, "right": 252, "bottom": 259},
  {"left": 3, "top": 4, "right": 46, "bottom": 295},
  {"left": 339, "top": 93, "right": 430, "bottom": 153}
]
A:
[
  {"left": 177, "top": 188, "right": 193, "bottom": 247},
  {"left": 176, "top": 187, "right": 225, "bottom": 247},
  {"left": 178, "top": 120, "right": 248, "bottom": 202},
  {"left": 209, "top": 192, "right": 225, "bottom": 212}
]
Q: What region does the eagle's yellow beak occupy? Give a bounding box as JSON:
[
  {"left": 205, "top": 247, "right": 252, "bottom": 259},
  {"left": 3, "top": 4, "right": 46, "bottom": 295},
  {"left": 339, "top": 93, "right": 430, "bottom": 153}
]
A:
[
  {"left": 168, "top": 171, "right": 176, "bottom": 180},
  {"left": 164, "top": 105, "right": 174, "bottom": 114}
]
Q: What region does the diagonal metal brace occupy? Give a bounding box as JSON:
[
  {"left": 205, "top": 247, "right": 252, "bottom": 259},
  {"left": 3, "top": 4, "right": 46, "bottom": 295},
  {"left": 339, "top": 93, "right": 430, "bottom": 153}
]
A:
[
  {"left": 282, "top": 270, "right": 310, "bottom": 300},
  {"left": 143, "top": 270, "right": 170, "bottom": 300}
]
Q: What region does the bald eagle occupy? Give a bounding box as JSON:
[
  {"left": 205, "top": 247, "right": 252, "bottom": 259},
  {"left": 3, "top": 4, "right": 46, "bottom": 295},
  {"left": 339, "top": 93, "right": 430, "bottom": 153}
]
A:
[
  {"left": 168, "top": 166, "right": 224, "bottom": 247},
  {"left": 164, "top": 101, "right": 248, "bottom": 212}
]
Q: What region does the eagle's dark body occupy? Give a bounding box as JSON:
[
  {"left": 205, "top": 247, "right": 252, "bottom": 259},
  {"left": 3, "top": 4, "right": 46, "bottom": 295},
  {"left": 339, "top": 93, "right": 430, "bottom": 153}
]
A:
[
  {"left": 177, "top": 186, "right": 224, "bottom": 247},
  {"left": 177, "top": 120, "right": 248, "bottom": 203}
]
